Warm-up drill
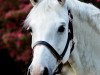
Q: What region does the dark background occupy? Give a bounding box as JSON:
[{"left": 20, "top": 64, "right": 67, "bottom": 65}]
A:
[{"left": 0, "top": 0, "right": 100, "bottom": 75}]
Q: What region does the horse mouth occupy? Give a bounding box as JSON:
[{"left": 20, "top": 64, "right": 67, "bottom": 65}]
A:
[{"left": 42, "top": 67, "right": 49, "bottom": 75}]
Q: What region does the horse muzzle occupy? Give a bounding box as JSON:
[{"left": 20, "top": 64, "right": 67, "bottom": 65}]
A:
[{"left": 28, "top": 65, "right": 49, "bottom": 75}]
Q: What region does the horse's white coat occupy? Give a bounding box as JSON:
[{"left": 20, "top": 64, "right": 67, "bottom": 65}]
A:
[
  {"left": 65, "top": 0, "right": 100, "bottom": 75},
  {"left": 24, "top": 0, "right": 100, "bottom": 75}
]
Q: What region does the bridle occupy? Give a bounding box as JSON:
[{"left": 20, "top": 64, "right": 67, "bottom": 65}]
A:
[{"left": 31, "top": 10, "right": 75, "bottom": 75}]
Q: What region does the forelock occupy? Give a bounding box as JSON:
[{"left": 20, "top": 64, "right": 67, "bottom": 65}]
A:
[{"left": 24, "top": 0, "right": 67, "bottom": 28}]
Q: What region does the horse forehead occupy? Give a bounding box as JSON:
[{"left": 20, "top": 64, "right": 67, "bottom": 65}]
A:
[{"left": 29, "top": 11, "right": 65, "bottom": 28}]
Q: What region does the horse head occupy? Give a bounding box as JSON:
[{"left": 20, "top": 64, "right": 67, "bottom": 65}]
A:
[{"left": 24, "top": 0, "right": 74, "bottom": 75}]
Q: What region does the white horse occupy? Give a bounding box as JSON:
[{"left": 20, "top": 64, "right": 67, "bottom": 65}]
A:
[{"left": 24, "top": 0, "right": 100, "bottom": 75}]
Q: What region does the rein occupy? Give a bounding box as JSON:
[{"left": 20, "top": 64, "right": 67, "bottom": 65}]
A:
[{"left": 32, "top": 10, "right": 75, "bottom": 75}]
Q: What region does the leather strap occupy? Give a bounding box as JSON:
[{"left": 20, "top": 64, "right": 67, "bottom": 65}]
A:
[{"left": 33, "top": 41, "right": 62, "bottom": 61}]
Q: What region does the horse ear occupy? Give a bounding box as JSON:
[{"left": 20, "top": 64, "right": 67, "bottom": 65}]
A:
[
  {"left": 58, "top": 0, "right": 66, "bottom": 5},
  {"left": 30, "top": 0, "right": 41, "bottom": 5},
  {"left": 30, "top": 0, "right": 66, "bottom": 6}
]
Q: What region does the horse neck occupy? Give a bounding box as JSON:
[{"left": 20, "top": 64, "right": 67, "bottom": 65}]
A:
[
  {"left": 71, "top": 14, "right": 100, "bottom": 75},
  {"left": 66, "top": 1, "right": 100, "bottom": 75},
  {"left": 66, "top": 0, "right": 100, "bottom": 33}
]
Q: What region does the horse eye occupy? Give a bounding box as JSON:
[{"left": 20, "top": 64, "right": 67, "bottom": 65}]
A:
[{"left": 58, "top": 25, "right": 65, "bottom": 33}]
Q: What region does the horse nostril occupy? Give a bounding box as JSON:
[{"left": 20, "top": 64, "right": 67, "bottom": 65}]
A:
[{"left": 42, "top": 67, "right": 48, "bottom": 75}]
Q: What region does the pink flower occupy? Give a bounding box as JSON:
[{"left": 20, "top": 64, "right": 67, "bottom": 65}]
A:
[
  {"left": 96, "top": 0, "right": 100, "bottom": 2},
  {"left": 5, "top": 11, "right": 13, "bottom": 19},
  {"left": 0, "top": 0, "right": 3, "bottom": 3},
  {"left": 9, "top": 50, "right": 16, "bottom": 58},
  {"left": 5, "top": 22, "right": 16, "bottom": 29},
  {"left": 17, "top": 33, "right": 24, "bottom": 38},
  {"left": 16, "top": 40, "right": 23, "bottom": 48},
  {"left": 16, "top": 49, "right": 32, "bottom": 62},
  {"left": 19, "top": 4, "right": 26, "bottom": 9}
]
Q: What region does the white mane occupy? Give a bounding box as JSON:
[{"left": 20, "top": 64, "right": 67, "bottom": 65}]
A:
[
  {"left": 65, "top": 0, "right": 100, "bottom": 75},
  {"left": 66, "top": 0, "right": 100, "bottom": 33}
]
